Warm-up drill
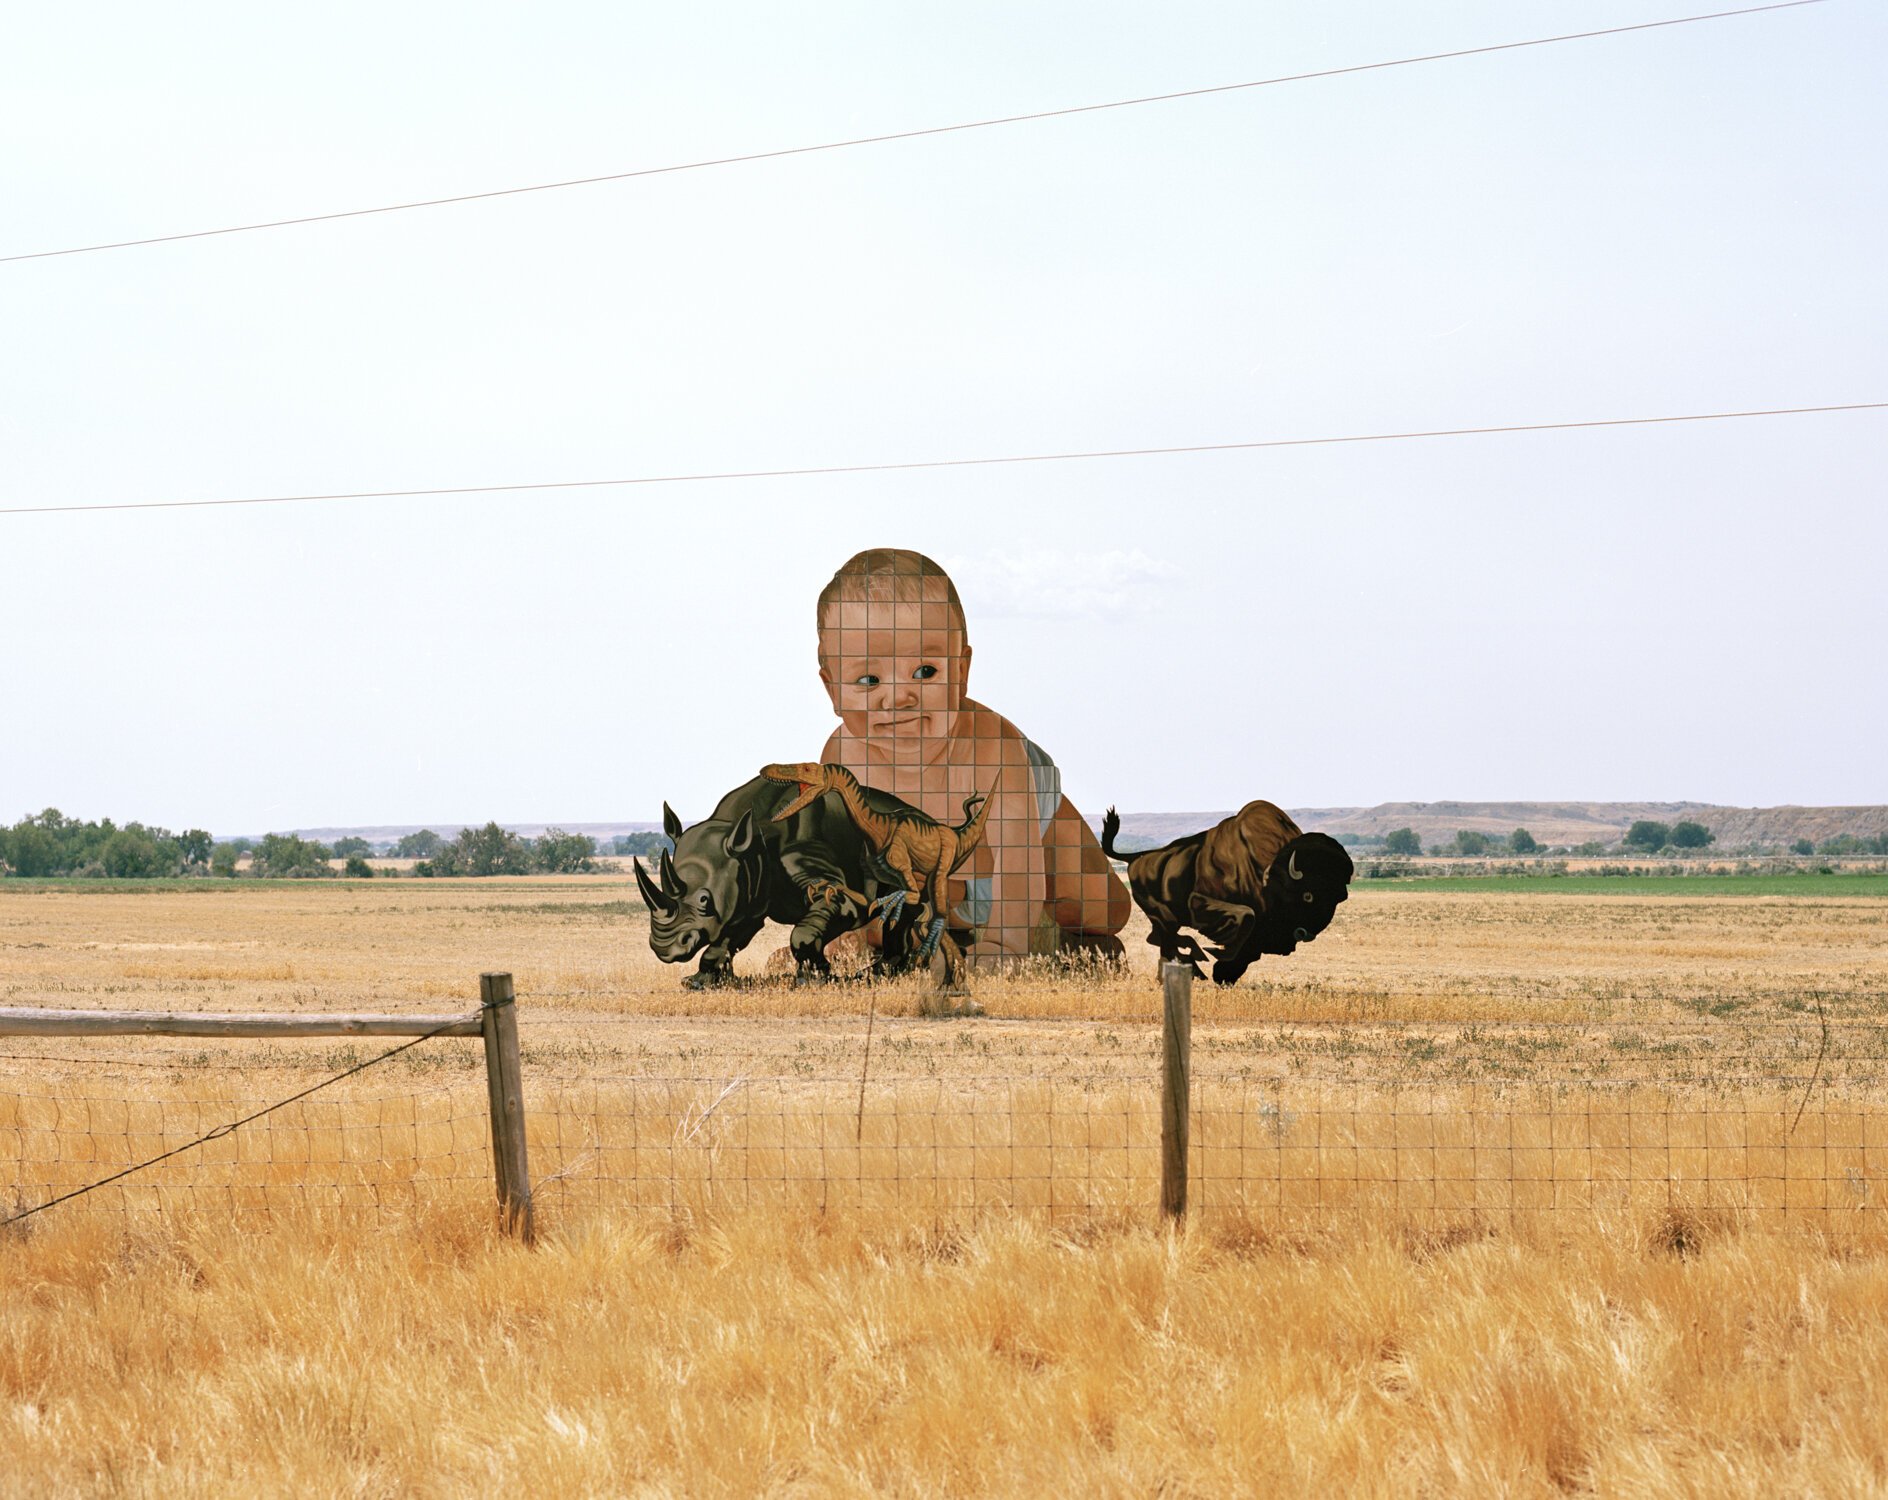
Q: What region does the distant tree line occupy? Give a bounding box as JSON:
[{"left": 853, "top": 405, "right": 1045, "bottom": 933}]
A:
[
  {"left": 0, "top": 810, "right": 633, "bottom": 879},
  {"left": 1792, "top": 834, "right": 1888, "bottom": 856},
  {"left": 1373, "top": 827, "right": 1543, "bottom": 857},
  {"left": 1363, "top": 823, "right": 1725, "bottom": 858},
  {"left": 413, "top": 824, "right": 600, "bottom": 877},
  {"left": 0, "top": 809, "right": 213, "bottom": 878},
  {"left": 1352, "top": 821, "right": 1887, "bottom": 858}
]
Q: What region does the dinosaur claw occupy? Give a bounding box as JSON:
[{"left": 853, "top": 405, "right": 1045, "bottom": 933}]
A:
[{"left": 917, "top": 915, "right": 946, "bottom": 961}]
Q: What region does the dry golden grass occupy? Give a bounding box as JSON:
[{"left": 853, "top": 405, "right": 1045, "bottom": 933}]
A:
[
  {"left": 6, "top": 1202, "right": 1888, "bottom": 1496},
  {"left": 3, "top": 876, "right": 1887, "bottom": 1492}
]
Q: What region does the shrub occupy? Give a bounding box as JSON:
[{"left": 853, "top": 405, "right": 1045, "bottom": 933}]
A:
[
  {"left": 1, "top": 823, "right": 61, "bottom": 877},
  {"left": 532, "top": 829, "right": 598, "bottom": 874},
  {"left": 611, "top": 832, "right": 675, "bottom": 858},
  {"left": 102, "top": 828, "right": 169, "bottom": 878},
  {"left": 1383, "top": 828, "right": 1422, "bottom": 856},
  {"left": 343, "top": 854, "right": 375, "bottom": 878},
  {"left": 252, "top": 833, "right": 335, "bottom": 878},
  {"left": 1791, "top": 838, "right": 1815, "bottom": 856},
  {"left": 1451, "top": 830, "right": 1491, "bottom": 857},
  {"left": 1624, "top": 821, "right": 1670, "bottom": 851},
  {"left": 1670, "top": 821, "right": 1715, "bottom": 850},
  {"left": 428, "top": 823, "right": 530, "bottom": 877},
  {"left": 1509, "top": 828, "right": 1538, "bottom": 854},
  {"left": 210, "top": 844, "right": 241, "bottom": 878}
]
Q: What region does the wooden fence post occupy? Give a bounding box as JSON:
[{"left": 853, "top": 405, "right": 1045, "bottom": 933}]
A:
[
  {"left": 479, "top": 973, "right": 535, "bottom": 1243},
  {"left": 1160, "top": 960, "right": 1192, "bottom": 1221}
]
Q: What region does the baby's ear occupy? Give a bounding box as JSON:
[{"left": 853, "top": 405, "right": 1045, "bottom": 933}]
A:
[{"left": 817, "top": 661, "right": 842, "bottom": 711}]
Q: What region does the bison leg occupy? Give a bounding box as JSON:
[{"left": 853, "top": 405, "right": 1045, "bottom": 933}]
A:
[
  {"left": 1148, "top": 923, "right": 1205, "bottom": 978},
  {"left": 1211, "top": 957, "right": 1251, "bottom": 987}
]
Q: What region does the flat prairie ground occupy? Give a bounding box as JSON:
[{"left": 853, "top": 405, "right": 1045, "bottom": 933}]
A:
[{"left": 3, "top": 876, "right": 1888, "bottom": 1495}]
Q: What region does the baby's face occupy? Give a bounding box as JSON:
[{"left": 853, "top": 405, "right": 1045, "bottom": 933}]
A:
[{"left": 818, "top": 595, "right": 970, "bottom": 761}]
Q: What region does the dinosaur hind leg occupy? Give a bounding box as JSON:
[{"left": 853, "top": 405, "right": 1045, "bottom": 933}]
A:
[{"left": 917, "top": 913, "right": 947, "bottom": 961}]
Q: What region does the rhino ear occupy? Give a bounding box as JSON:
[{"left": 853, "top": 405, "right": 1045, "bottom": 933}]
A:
[
  {"left": 662, "top": 802, "right": 684, "bottom": 840},
  {"left": 723, "top": 809, "right": 756, "bottom": 859}
]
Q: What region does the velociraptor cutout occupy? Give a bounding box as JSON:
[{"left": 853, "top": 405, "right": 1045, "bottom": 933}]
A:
[{"left": 760, "top": 762, "right": 992, "bottom": 992}]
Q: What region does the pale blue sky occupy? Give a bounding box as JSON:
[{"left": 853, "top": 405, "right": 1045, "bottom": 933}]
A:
[{"left": 2, "top": 2, "right": 1882, "bottom": 834}]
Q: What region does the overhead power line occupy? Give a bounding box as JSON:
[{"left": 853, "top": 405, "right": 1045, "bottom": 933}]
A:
[
  {"left": 1, "top": 0, "right": 1829, "bottom": 266},
  {"left": 4, "top": 401, "right": 1879, "bottom": 517}
]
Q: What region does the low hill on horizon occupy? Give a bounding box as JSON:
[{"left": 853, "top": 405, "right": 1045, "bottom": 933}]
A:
[
  {"left": 1098, "top": 802, "right": 1888, "bottom": 850},
  {"left": 267, "top": 802, "right": 1888, "bottom": 852}
]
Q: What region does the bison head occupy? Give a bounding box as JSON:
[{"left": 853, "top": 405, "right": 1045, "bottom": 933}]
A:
[
  {"left": 633, "top": 801, "right": 762, "bottom": 965},
  {"left": 1257, "top": 832, "right": 1354, "bottom": 955}
]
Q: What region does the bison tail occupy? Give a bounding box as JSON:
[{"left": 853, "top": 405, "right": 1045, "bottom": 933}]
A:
[{"left": 1100, "top": 805, "right": 1124, "bottom": 860}]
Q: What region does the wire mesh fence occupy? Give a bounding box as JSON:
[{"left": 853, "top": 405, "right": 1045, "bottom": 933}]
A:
[
  {"left": 7, "top": 1053, "right": 1884, "bottom": 1228},
  {"left": 522, "top": 1073, "right": 1887, "bottom": 1221},
  {"left": 0, "top": 1080, "right": 490, "bottom": 1220}
]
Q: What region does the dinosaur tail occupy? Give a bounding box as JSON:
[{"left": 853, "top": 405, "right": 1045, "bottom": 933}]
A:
[{"left": 946, "top": 788, "right": 995, "bottom": 873}]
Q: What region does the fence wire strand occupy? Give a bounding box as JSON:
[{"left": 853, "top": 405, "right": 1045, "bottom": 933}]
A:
[
  {"left": 5, "top": 1018, "right": 1885, "bottom": 1230},
  {"left": 1, "top": 1014, "right": 480, "bottom": 1227}
]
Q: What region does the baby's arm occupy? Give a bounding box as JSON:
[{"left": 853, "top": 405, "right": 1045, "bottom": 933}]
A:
[{"left": 974, "top": 742, "right": 1051, "bottom": 966}]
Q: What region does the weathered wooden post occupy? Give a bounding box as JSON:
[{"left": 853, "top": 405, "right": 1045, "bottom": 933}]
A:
[
  {"left": 1160, "top": 960, "right": 1192, "bottom": 1220},
  {"left": 479, "top": 972, "right": 535, "bottom": 1243}
]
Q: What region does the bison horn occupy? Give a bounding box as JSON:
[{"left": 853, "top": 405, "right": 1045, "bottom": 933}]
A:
[
  {"left": 633, "top": 858, "right": 676, "bottom": 914},
  {"left": 659, "top": 849, "right": 684, "bottom": 897},
  {"left": 1288, "top": 850, "right": 1303, "bottom": 881}
]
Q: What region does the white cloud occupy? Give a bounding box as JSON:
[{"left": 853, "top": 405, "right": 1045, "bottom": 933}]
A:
[{"left": 941, "top": 548, "right": 1180, "bottom": 619}]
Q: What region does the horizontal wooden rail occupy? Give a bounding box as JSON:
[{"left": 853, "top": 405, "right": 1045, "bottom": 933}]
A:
[{"left": 0, "top": 1006, "right": 483, "bottom": 1039}]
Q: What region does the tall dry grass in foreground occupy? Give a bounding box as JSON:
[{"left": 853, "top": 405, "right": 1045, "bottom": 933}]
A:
[
  {"left": 5, "top": 1203, "right": 1887, "bottom": 1497},
  {"left": 4, "top": 879, "right": 1886, "bottom": 1493}
]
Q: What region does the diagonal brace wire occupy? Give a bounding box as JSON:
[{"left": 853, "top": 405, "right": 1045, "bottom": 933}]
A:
[{"left": 1, "top": 1012, "right": 478, "bottom": 1229}]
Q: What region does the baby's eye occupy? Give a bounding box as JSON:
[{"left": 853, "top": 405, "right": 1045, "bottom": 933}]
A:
[
  {"left": 911, "top": 664, "right": 938, "bottom": 681},
  {"left": 853, "top": 673, "right": 880, "bottom": 688}
]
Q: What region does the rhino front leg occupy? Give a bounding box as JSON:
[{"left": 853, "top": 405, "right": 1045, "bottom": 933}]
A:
[
  {"left": 789, "top": 906, "right": 841, "bottom": 981},
  {"left": 684, "top": 946, "right": 738, "bottom": 989},
  {"left": 683, "top": 918, "right": 764, "bottom": 989},
  {"left": 788, "top": 881, "right": 869, "bottom": 981}
]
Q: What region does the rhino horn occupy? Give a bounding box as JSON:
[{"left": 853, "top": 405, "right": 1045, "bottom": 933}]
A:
[
  {"left": 634, "top": 858, "right": 676, "bottom": 914},
  {"left": 1288, "top": 850, "right": 1303, "bottom": 882},
  {"left": 662, "top": 802, "right": 684, "bottom": 840},
  {"left": 659, "top": 849, "right": 684, "bottom": 897}
]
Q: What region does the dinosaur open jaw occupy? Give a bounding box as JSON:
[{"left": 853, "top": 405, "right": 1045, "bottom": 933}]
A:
[{"left": 771, "top": 779, "right": 822, "bottom": 821}]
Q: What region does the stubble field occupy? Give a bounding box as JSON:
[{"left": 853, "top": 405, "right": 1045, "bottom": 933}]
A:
[{"left": 3, "top": 875, "right": 1886, "bottom": 1495}]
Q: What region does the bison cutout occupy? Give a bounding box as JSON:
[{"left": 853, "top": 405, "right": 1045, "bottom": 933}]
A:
[{"left": 1101, "top": 801, "right": 1354, "bottom": 985}]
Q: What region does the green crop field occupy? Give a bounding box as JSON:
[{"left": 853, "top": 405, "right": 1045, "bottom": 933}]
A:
[{"left": 1362, "top": 871, "right": 1888, "bottom": 897}]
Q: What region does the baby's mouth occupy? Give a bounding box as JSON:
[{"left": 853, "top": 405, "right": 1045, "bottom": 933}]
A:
[{"left": 872, "top": 713, "right": 925, "bottom": 732}]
